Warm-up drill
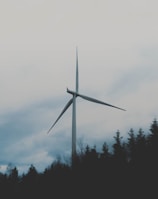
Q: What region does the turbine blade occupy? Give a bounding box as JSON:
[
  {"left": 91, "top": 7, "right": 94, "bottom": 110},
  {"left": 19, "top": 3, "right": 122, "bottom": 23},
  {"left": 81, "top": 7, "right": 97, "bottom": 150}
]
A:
[
  {"left": 76, "top": 47, "right": 79, "bottom": 93},
  {"left": 47, "top": 98, "right": 73, "bottom": 134},
  {"left": 78, "top": 93, "right": 126, "bottom": 111},
  {"left": 67, "top": 89, "right": 126, "bottom": 111}
]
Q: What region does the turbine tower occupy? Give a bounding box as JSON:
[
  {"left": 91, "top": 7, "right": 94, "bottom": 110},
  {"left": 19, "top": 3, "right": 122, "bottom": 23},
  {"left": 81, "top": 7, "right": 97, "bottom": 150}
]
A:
[{"left": 47, "top": 48, "right": 126, "bottom": 166}]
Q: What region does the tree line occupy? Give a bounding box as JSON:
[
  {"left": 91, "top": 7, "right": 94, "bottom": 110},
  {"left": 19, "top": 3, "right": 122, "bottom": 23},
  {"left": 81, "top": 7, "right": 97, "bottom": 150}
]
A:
[{"left": 0, "top": 119, "right": 158, "bottom": 198}]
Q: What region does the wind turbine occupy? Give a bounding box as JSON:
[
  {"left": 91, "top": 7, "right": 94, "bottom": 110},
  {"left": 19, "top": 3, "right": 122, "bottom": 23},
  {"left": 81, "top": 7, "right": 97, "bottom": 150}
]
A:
[{"left": 47, "top": 48, "right": 126, "bottom": 165}]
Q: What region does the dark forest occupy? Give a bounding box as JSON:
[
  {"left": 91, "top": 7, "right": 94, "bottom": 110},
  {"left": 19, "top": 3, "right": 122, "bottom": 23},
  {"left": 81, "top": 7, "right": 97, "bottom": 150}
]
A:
[{"left": 0, "top": 119, "right": 158, "bottom": 198}]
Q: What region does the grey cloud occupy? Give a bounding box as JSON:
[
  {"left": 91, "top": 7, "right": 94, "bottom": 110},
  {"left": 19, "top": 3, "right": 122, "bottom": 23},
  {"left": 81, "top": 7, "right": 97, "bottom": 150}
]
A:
[
  {"left": 0, "top": 96, "right": 73, "bottom": 172},
  {"left": 106, "top": 63, "right": 158, "bottom": 98}
]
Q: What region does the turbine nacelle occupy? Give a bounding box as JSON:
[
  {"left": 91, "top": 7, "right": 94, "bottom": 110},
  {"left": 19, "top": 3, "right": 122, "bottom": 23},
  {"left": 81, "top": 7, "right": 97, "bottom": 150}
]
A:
[{"left": 67, "top": 88, "right": 78, "bottom": 96}]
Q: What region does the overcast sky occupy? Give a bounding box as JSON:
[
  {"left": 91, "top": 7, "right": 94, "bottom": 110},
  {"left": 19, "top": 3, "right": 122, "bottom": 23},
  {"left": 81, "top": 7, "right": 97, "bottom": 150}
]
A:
[{"left": 0, "top": 0, "right": 158, "bottom": 174}]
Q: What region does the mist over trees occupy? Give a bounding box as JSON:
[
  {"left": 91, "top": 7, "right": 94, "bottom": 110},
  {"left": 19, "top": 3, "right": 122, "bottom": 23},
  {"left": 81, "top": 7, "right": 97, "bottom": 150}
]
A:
[{"left": 0, "top": 119, "right": 158, "bottom": 198}]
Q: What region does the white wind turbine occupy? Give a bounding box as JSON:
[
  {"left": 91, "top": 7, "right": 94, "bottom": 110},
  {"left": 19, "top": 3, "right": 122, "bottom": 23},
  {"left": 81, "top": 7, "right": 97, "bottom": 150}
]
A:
[{"left": 47, "top": 48, "right": 126, "bottom": 165}]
